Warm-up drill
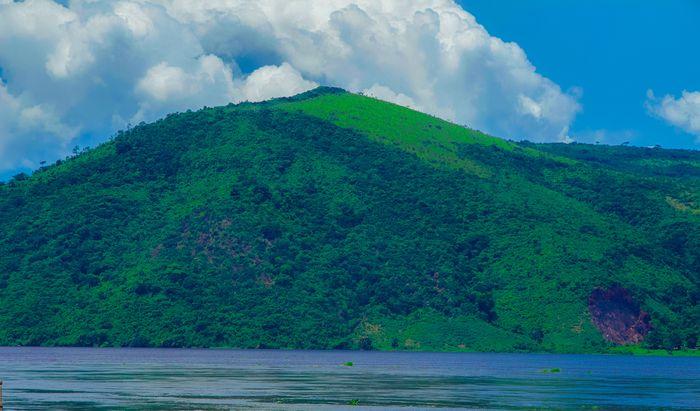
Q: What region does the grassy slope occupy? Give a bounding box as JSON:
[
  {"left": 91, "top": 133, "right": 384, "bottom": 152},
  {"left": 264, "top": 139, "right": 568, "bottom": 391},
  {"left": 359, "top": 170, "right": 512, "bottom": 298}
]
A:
[
  {"left": 272, "top": 90, "right": 575, "bottom": 177},
  {"left": 274, "top": 89, "right": 700, "bottom": 352},
  {"left": 0, "top": 88, "right": 697, "bottom": 352},
  {"left": 274, "top": 93, "right": 700, "bottom": 350}
]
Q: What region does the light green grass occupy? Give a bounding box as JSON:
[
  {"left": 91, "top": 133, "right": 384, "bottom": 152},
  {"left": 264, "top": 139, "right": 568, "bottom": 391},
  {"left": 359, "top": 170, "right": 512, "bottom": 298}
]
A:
[{"left": 277, "top": 92, "right": 572, "bottom": 178}]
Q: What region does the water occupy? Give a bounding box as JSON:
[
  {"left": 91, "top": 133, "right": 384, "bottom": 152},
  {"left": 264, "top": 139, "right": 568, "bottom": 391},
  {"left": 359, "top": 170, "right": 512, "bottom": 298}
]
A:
[{"left": 0, "top": 347, "right": 698, "bottom": 410}]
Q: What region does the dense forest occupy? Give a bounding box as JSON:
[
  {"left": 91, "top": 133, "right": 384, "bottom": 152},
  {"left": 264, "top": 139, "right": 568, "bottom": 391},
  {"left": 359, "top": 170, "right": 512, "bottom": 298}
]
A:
[{"left": 0, "top": 87, "right": 698, "bottom": 352}]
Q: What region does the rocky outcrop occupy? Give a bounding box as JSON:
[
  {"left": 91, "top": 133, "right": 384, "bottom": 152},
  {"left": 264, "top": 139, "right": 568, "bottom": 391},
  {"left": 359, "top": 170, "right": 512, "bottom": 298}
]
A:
[{"left": 588, "top": 286, "right": 651, "bottom": 345}]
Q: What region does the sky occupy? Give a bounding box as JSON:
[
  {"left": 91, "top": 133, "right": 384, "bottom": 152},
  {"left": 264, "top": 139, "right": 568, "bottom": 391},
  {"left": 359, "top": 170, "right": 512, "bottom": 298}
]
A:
[
  {"left": 457, "top": 0, "right": 700, "bottom": 148},
  {"left": 0, "top": 0, "right": 698, "bottom": 180}
]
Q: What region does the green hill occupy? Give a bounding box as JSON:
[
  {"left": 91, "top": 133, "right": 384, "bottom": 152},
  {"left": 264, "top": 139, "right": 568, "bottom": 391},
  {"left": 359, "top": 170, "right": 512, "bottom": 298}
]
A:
[{"left": 0, "top": 87, "right": 698, "bottom": 352}]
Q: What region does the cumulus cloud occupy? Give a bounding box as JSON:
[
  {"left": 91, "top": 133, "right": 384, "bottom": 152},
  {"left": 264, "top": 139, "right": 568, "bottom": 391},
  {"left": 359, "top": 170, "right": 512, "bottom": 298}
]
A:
[
  {"left": 363, "top": 84, "right": 425, "bottom": 112},
  {"left": 0, "top": 80, "right": 78, "bottom": 171},
  {"left": 647, "top": 90, "right": 700, "bottom": 140},
  {"left": 133, "top": 54, "right": 237, "bottom": 122},
  {"left": 0, "top": 0, "right": 581, "bottom": 175},
  {"left": 237, "top": 63, "right": 318, "bottom": 103}
]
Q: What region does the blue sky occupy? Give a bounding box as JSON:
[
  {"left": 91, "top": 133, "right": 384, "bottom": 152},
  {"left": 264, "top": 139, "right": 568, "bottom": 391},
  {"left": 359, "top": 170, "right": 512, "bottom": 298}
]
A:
[
  {"left": 458, "top": 0, "right": 700, "bottom": 148},
  {"left": 0, "top": 1, "right": 698, "bottom": 181}
]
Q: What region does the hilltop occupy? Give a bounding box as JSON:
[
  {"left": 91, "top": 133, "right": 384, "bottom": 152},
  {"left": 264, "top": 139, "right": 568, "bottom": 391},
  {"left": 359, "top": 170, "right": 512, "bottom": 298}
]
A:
[{"left": 0, "top": 87, "right": 698, "bottom": 352}]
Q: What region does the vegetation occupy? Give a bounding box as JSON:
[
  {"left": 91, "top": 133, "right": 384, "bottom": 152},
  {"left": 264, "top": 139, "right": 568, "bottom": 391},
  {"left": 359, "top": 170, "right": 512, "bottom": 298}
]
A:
[
  {"left": 541, "top": 368, "right": 561, "bottom": 373},
  {"left": 0, "top": 87, "right": 697, "bottom": 353}
]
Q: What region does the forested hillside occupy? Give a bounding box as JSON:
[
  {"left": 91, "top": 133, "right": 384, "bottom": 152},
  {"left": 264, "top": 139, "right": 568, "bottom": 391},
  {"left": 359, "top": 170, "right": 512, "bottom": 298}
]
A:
[{"left": 0, "top": 87, "right": 697, "bottom": 352}]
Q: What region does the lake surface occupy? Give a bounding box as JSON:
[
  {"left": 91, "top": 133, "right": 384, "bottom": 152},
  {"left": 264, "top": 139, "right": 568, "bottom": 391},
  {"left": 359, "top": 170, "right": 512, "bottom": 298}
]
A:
[{"left": 0, "top": 347, "right": 698, "bottom": 410}]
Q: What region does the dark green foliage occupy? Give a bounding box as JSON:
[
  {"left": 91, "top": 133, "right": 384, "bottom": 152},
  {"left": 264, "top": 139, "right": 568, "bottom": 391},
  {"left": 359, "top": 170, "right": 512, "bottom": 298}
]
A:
[{"left": 0, "top": 88, "right": 697, "bottom": 352}]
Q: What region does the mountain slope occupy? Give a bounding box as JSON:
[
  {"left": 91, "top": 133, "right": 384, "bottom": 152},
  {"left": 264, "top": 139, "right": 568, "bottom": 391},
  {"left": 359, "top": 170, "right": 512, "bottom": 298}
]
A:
[{"left": 0, "top": 87, "right": 698, "bottom": 352}]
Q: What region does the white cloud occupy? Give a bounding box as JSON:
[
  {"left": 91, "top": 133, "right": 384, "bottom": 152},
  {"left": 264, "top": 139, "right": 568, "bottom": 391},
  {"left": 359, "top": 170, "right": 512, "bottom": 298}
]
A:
[
  {"left": 0, "top": 0, "right": 581, "bottom": 174},
  {"left": 133, "top": 54, "right": 237, "bottom": 122},
  {"left": 0, "top": 80, "right": 78, "bottom": 171},
  {"left": 114, "top": 1, "right": 155, "bottom": 38},
  {"left": 518, "top": 95, "right": 543, "bottom": 120},
  {"left": 237, "top": 63, "right": 318, "bottom": 103},
  {"left": 362, "top": 84, "right": 423, "bottom": 111},
  {"left": 647, "top": 90, "right": 700, "bottom": 140}
]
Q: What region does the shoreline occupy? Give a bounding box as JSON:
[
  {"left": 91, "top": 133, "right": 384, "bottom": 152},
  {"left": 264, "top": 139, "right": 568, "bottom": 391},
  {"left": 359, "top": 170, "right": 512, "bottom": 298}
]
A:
[{"left": 1, "top": 345, "right": 698, "bottom": 357}]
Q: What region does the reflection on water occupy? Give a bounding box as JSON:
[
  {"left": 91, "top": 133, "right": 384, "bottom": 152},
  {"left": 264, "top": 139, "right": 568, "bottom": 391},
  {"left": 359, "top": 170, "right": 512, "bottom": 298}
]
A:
[{"left": 0, "top": 347, "right": 699, "bottom": 410}]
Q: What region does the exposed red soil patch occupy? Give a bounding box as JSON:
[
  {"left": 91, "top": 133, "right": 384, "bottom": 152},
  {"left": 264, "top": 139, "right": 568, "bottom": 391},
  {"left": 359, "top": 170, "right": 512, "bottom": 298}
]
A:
[{"left": 588, "top": 286, "right": 651, "bottom": 345}]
